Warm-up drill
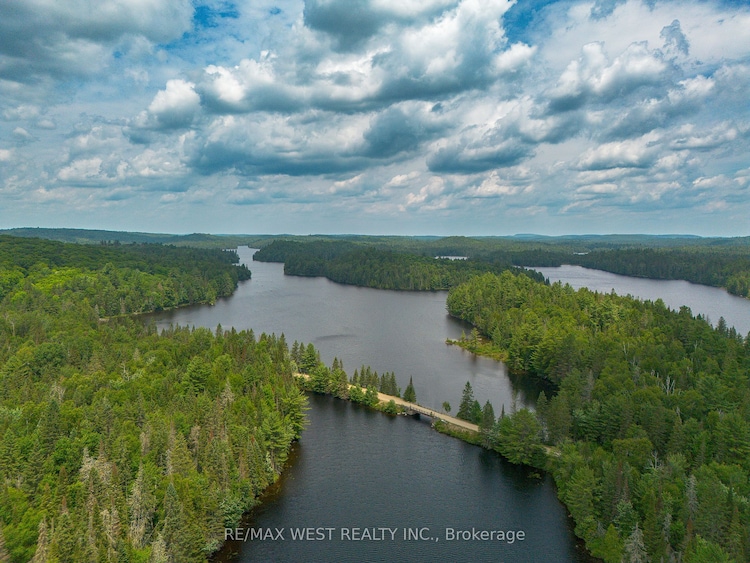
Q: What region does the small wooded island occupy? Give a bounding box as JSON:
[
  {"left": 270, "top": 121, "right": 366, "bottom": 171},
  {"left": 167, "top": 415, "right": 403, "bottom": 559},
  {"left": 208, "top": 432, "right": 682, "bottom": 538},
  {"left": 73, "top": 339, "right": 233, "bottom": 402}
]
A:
[{"left": 1, "top": 230, "right": 749, "bottom": 563}]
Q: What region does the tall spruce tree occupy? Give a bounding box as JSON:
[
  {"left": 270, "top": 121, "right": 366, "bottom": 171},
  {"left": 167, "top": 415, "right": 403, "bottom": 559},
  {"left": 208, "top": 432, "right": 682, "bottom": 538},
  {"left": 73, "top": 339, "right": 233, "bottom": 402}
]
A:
[
  {"left": 403, "top": 377, "right": 417, "bottom": 403},
  {"left": 457, "top": 381, "right": 475, "bottom": 421}
]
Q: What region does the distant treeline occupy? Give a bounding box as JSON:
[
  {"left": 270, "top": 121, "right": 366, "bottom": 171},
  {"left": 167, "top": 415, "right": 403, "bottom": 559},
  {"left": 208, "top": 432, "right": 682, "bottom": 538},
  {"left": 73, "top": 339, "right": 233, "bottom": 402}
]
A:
[
  {"left": 477, "top": 246, "right": 750, "bottom": 299},
  {"left": 447, "top": 272, "right": 750, "bottom": 562},
  {"left": 5, "top": 230, "right": 750, "bottom": 297},
  {"left": 255, "top": 236, "right": 750, "bottom": 298},
  {"left": 253, "top": 240, "right": 545, "bottom": 290},
  {"left": 0, "top": 228, "right": 273, "bottom": 250},
  {"left": 568, "top": 249, "right": 750, "bottom": 299},
  {"left": 0, "top": 235, "right": 251, "bottom": 316},
  {"left": 0, "top": 236, "right": 302, "bottom": 562}
]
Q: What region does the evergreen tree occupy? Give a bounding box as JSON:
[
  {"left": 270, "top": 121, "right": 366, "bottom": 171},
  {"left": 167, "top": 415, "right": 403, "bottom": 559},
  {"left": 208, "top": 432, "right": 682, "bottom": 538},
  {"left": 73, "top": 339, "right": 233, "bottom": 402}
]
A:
[
  {"left": 364, "top": 385, "right": 380, "bottom": 407},
  {"left": 148, "top": 534, "right": 168, "bottom": 563},
  {"left": 30, "top": 519, "right": 49, "bottom": 563},
  {"left": 301, "top": 343, "right": 319, "bottom": 373},
  {"left": 290, "top": 341, "right": 301, "bottom": 364},
  {"left": 457, "top": 381, "right": 475, "bottom": 421},
  {"left": 128, "top": 464, "right": 155, "bottom": 549},
  {"left": 470, "top": 400, "right": 483, "bottom": 425},
  {"left": 0, "top": 527, "right": 8, "bottom": 563},
  {"left": 623, "top": 524, "right": 648, "bottom": 563},
  {"left": 403, "top": 377, "right": 417, "bottom": 403},
  {"left": 389, "top": 373, "right": 400, "bottom": 397},
  {"left": 480, "top": 400, "right": 495, "bottom": 431},
  {"left": 495, "top": 409, "right": 543, "bottom": 466}
]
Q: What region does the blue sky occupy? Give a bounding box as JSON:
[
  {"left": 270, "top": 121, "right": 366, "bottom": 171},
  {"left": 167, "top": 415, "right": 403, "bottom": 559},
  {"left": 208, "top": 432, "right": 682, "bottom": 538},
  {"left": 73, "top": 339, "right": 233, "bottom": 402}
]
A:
[{"left": 1, "top": 0, "right": 749, "bottom": 236}]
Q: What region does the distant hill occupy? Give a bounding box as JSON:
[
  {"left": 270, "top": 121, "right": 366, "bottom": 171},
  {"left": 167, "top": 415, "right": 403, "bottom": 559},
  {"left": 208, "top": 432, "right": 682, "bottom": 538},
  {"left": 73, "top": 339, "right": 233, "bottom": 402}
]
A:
[
  {"left": 2, "top": 227, "right": 748, "bottom": 252},
  {"left": 0, "top": 227, "right": 276, "bottom": 248}
]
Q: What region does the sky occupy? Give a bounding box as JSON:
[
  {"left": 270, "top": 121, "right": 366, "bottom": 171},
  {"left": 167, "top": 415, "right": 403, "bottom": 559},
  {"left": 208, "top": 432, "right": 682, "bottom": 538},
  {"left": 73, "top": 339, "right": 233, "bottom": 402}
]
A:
[{"left": 1, "top": 0, "right": 749, "bottom": 236}]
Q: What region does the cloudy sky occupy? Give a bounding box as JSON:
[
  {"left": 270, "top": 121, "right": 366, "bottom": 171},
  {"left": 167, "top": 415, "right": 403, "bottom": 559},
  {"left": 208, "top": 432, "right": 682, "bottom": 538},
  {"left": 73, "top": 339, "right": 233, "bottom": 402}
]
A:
[{"left": 1, "top": 0, "right": 749, "bottom": 235}]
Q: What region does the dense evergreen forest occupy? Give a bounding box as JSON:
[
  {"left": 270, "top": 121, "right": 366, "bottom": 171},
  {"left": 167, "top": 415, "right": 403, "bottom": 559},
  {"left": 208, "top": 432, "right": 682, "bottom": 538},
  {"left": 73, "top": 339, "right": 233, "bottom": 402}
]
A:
[
  {"left": 568, "top": 249, "right": 750, "bottom": 299},
  {"left": 4, "top": 228, "right": 750, "bottom": 561},
  {"left": 289, "top": 343, "right": 408, "bottom": 414},
  {"left": 0, "top": 236, "right": 251, "bottom": 317},
  {"left": 254, "top": 236, "right": 750, "bottom": 298},
  {"left": 0, "top": 229, "right": 270, "bottom": 250},
  {"left": 0, "top": 237, "right": 305, "bottom": 562},
  {"left": 253, "top": 240, "right": 546, "bottom": 290},
  {"left": 447, "top": 272, "right": 750, "bottom": 562},
  {"left": 5, "top": 229, "right": 749, "bottom": 297}
]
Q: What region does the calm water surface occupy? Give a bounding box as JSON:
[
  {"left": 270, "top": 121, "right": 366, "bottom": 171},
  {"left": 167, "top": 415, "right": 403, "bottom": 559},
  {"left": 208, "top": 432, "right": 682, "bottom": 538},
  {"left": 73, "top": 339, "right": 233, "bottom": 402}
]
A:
[
  {"left": 149, "top": 248, "right": 593, "bottom": 562},
  {"left": 213, "top": 394, "right": 590, "bottom": 563},
  {"left": 149, "top": 253, "right": 750, "bottom": 562},
  {"left": 154, "top": 247, "right": 543, "bottom": 411}
]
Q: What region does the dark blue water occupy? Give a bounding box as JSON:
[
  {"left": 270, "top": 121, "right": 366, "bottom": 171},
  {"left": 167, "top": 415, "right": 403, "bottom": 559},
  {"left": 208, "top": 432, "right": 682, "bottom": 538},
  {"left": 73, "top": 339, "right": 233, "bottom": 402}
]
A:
[
  {"left": 148, "top": 251, "right": 709, "bottom": 562},
  {"left": 153, "top": 247, "right": 544, "bottom": 413},
  {"left": 149, "top": 252, "right": 750, "bottom": 562},
  {"left": 212, "top": 394, "right": 592, "bottom": 563}
]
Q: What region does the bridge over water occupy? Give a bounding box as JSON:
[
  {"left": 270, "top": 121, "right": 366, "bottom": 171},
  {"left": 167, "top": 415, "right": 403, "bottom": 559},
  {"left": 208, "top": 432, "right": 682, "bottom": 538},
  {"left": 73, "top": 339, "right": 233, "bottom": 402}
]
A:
[
  {"left": 296, "top": 373, "right": 560, "bottom": 458},
  {"left": 373, "top": 390, "right": 479, "bottom": 433},
  {"left": 295, "top": 373, "right": 479, "bottom": 433}
]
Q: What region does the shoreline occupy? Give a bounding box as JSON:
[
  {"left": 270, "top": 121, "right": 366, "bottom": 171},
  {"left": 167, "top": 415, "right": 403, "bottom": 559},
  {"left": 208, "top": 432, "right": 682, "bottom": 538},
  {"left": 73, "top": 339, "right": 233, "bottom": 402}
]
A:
[{"left": 293, "top": 372, "right": 557, "bottom": 463}]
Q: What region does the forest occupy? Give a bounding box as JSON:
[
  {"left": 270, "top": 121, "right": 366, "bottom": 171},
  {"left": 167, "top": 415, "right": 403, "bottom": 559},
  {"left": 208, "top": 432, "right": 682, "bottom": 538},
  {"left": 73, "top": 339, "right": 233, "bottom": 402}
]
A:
[
  {"left": 0, "top": 237, "right": 304, "bottom": 562},
  {"left": 289, "top": 344, "right": 410, "bottom": 415},
  {"left": 566, "top": 249, "right": 750, "bottom": 298},
  {"left": 447, "top": 272, "right": 750, "bottom": 562},
  {"left": 3, "top": 229, "right": 750, "bottom": 562},
  {"left": 6, "top": 230, "right": 749, "bottom": 297},
  {"left": 253, "top": 240, "right": 545, "bottom": 290},
  {"left": 0, "top": 236, "right": 251, "bottom": 317},
  {"left": 255, "top": 236, "right": 750, "bottom": 299}
]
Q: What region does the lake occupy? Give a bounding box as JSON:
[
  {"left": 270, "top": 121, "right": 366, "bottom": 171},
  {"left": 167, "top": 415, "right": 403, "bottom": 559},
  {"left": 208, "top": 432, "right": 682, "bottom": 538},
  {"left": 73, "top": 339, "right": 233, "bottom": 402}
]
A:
[{"left": 149, "top": 251, "right": 750, "bottom": 562}]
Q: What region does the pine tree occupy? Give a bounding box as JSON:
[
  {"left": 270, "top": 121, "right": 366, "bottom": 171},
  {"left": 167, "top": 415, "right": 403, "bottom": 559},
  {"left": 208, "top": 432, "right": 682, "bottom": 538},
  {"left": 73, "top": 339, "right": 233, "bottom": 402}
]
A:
[
  {"left": 0, "top": 525, "right": 10, "bottom": 563},
  {"left": 470, "top": 400, "right": 482, "bottom": 424},
  {"left": 185, "top": 357, "right": 210, "bottom": 393},
  {"left": 301, "top": 344, "right": 319, "bottom": 373},
  {"left": 623, "top": 524, "right": 648, "bottom": 563},
  {"left": 290, "top": 341, "right": 300, "bottom": 364},
  {"left": 390, "top": 372, "right": 400, "bottom": 397},
  {"left": 496, "top": 409, "right": 543, "bottom": 466},
  {"left": 128, "top": 464, "right": 155, "bottom": 549},
  {"left": 403, "top": 377, "right": 417, "bottom": 403},
  {"left": 148, "top": 533, "right": 168, "bottom": 563},
  {"left": 50, "top": 507, "right": 80, "bottom": 563},
  {"left": 30, "top": 519, "right": 49, "bottom": 563},
  {"left": 457, "top": 381, "right": 475, "bottom": 421},
  {"left": 480, "top": 400, "right": 495, "bottom": 431}
]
